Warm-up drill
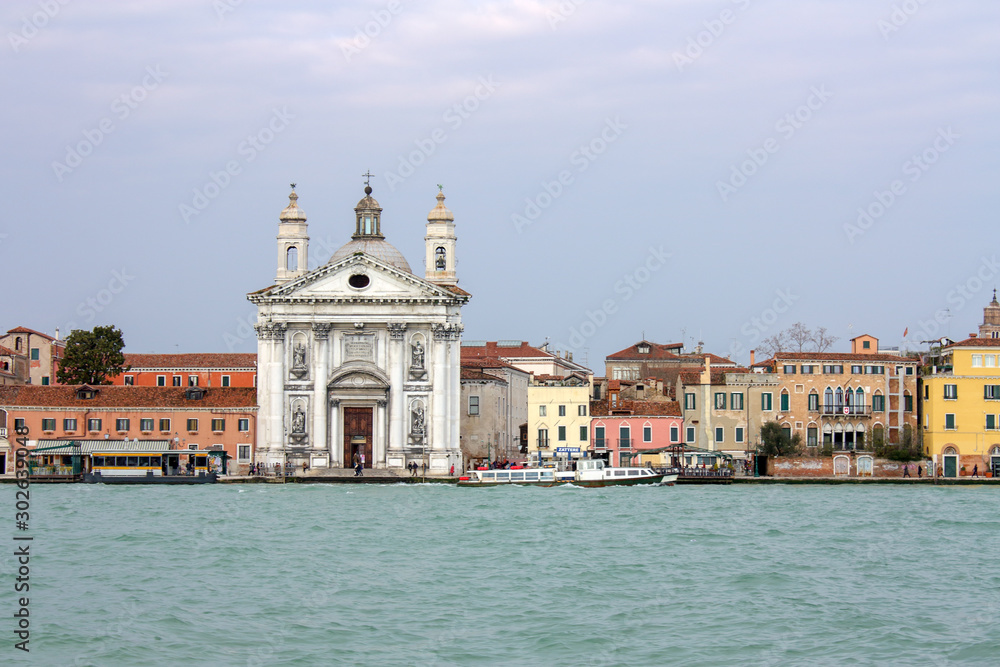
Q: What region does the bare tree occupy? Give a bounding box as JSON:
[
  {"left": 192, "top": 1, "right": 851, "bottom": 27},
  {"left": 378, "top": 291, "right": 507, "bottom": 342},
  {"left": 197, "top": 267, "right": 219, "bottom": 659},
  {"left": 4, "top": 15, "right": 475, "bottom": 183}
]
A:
[{"left": 756, "top": 323, "right": 839, "bottom": 359}]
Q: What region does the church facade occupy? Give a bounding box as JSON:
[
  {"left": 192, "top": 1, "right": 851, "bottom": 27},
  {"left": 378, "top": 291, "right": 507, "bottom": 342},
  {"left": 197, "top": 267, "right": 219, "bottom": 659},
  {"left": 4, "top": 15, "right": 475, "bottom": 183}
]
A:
[{"left": 248, "top": 182, "right": 470, "bottom": 473}]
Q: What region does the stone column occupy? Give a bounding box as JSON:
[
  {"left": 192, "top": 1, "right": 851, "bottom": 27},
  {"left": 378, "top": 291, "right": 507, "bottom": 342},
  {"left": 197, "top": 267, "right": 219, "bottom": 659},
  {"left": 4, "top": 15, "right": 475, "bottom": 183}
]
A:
[
  {"left": 387, "top": 324, "right": 406, "bottom": 456},
  {"left": 375, "top": 398, "right": 388, "bottom": 467},
  {"left": 255, "top": 321, "right": 286, "bottom": 463},
  {"left": 431, "top": 325, "right": 448, "bottom": 452},
  {"left": 449, "top": 324, "right": 462, "bottom": 456},
  {"left": 312, "top": 323, "right": 331, "bottom": 466},
  {"left": 329, "top": 398, "right": 341, "bottom": 467}
]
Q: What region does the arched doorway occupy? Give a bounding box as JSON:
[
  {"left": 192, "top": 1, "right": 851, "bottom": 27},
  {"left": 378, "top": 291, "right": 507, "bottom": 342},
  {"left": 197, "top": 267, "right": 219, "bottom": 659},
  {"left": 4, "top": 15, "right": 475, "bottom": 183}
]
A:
[
  {"left": 942, "top": 446, "right": 959, "bottom": 478},
  {"left": 989, "top": 445, "right": 1000, "bottom": 476}
]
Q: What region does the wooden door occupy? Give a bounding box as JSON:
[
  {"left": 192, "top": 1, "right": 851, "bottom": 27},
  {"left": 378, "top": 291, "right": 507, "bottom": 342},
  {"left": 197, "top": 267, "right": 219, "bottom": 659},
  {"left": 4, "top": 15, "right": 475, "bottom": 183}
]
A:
[{"left": 343, "top": 407, "right": 373, "bottom": 468}]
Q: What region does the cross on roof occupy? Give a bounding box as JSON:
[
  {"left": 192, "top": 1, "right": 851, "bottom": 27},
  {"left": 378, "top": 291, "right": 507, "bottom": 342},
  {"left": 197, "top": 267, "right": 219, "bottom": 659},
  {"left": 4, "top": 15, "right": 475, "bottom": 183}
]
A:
[{"left": 362, "top": 170, "right": 374, "bottom": 186}]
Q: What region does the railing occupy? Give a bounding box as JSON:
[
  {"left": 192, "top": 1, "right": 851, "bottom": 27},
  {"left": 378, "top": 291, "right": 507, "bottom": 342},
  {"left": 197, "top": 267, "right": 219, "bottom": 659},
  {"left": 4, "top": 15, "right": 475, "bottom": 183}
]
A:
[
  {"left": 821, "top": 406, "right": 872, "bottom": 416},
  {"left": 619, "top": 438, "right": 632, "bottom": 450},
  {"left": 537, "top": 439, "right": 550, "bottom": 449},
  {"left": 0, "top": 427, "right": 6, "bottom": 438},
  {"left": 592, "top": 438, "right": 607, "bottom": 450}
]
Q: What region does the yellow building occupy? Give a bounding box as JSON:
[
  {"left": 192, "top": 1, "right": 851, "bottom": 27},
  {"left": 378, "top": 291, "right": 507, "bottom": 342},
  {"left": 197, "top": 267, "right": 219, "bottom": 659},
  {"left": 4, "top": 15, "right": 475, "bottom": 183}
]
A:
[
  {"left": 922, "top": 337, "right": 1000, "bottom": 477},
  {"left": 526, "top": 373, "right": 591, "bottom": 465}
]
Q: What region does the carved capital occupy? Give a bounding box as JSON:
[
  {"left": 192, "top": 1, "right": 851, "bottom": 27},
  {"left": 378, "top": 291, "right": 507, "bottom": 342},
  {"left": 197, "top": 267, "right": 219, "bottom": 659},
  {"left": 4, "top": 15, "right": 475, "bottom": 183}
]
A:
[
  {"left": 376, "top": 399, "right": 388, "bottom": 408},
  {"left": 432, "top": 323, "right": 463, "bottom": 341},
  {"left": 387, "top": 323, "right": 407, "bottom": 340},
  {"left": 329, "top": 398, "right": 341, "bottom": 408},
  {"left": 312, "top": 323, "right": 332, "bottom": 340},
  {"left": 254, "top": 322, "right": 287, "bottom": 340}
]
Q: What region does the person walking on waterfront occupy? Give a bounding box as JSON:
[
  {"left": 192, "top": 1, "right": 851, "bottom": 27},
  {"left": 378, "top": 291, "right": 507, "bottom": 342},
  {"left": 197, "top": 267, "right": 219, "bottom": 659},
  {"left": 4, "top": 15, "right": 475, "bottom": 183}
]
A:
[
  {"left": 917, "top": 465, "right": 922, "bottom": 478},
  {"left": 903, "top": 464, "right": 910, "bottom": 478},
  {"left": 421, "top": 461, "right": 427, "bottom": 476},
  {"left": 972, "top": 464, "right": 979, "bottom": 478}
]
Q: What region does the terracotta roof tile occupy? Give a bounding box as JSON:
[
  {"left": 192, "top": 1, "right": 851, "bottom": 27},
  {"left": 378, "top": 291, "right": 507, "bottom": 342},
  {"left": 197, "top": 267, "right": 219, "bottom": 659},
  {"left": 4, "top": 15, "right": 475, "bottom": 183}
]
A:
[
  {"left": 590, "top": 398, "right": 682, "bottom": 417},
  {"left": 0, "top": 386, "right": 257, "bottom": 409},
  {"left": 461, "top": 342, "right": 553, "bottom": 359},
  {"left": 0, "top": 345, "right": 24, "bottom": 357},
  {"left": 678, "top": 368, "right": 750, "bottom": 385},
  {"left": 606, "top": 341, "right": 683, "bottom": 361},
  {"left": 460, "top": 368, "right": 508, "bottom": 383},
  {"left": 945, "top": 337, "right": 1000, "bottom": 348},
  {"left": 773, "top": 352, "right": 917, "bottom": 363},
  {"left": 5, "top": 326, "right": 59, "bottom": 340},
  {"left": 123, "top": 353, "right": 257, "bottom": 369}
]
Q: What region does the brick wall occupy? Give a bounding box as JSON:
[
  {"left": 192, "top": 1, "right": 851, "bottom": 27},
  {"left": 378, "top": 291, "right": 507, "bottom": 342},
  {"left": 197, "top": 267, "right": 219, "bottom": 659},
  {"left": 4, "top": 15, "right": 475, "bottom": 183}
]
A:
[{"left": 768, "top": 455, "right": 934, "bottom": 478}]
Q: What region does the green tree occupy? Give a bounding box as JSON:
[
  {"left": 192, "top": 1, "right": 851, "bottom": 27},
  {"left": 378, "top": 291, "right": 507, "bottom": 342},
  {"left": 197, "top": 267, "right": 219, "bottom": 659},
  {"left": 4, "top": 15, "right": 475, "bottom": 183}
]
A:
[
  {"left": 56, "top": 326, "right": 129, "bottom": 385},
  {"left": 758, "top": 421, "right": 801, "bottom": 457}
]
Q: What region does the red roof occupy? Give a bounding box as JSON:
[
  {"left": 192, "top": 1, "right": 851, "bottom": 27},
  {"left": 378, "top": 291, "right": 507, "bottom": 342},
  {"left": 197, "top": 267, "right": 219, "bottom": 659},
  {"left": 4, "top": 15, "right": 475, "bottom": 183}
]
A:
[
  {"left": 0, "top": 386, "right": 257, "bottom": 409},
  {"left": 772, "top": 352, "right": 917, "bottom": 363},
  {"left": 123, "top": 353, "right": 257, "bottom": 370},
  {"left": 461, "top": 358, "right": 518, "bottom": 371},
  {"left": 0, "top": 345, "right": 23, "bottom": 357},
  {"left": 945, "top": 337, "right": 1000, "bottom": 348},
  {"left": 678, "top": 368, "right": 750, "bottom": 385},
  {"left": 461, "top": 342, "right": 553, "bottom": 359},
  {"left": 6, "top": 326, "right": 59, "bottom": 341},
  {"left": 460, "top": 368, "right": 508, "bottom": 383},
  {"left": 606, "top": 341, "right": 683, "bottom": 361},
  {"left": 590, "top": 398, "right": 682, "bottom": 417}
]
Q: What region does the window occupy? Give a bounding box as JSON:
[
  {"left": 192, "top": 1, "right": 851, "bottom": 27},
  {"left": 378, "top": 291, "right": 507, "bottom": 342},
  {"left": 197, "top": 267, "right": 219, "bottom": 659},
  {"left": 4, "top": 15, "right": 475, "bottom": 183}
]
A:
[
  {"left": 731, "top": 393, "right": 744, "bottom": 410},
  {"left": 140, "top": 418, "right": 154, "bottom": 431},
  {"left": 906, "top": 366, "right": 914, "bottom": 375},
  {"left": 945, "top": 413, "right": 956, "bottom": 430},
  {"left": 41, "top": 376, "right": 49, "bottom": 386},
  {"left": 783, "top": 365, "right": 797, "bottom": 374},
  {"left": 762, "top": 393, "right": 772, "bottom": 410},
  {"left": 222, "top": 375, "right": 231, "bottom": 387},
  {"left": 943, "top": 385, "right": 957, "bottom": 400},
  {"left": 924, "top": 385, "right": 929, "bottom": 400},
  {"left": 188, "top": 375, "right": 199, "bottom": 387},
  {"left": 63, "top": 418, "right": 77, "bottom": 431},
  {"left": 780, "top": 392, "right": 789, "bottom": 412},
  {"left": 872, "top": 395, "right": 885, "bottom": 412},
  {"left": 238, "top": 445, "right": 251, "bottom": 461},
  {"left": 823, "top": 364, "right": 843, "bottom": 374},
  {"left": 808, "top": 392, "right": 819, "bottom": 411},
  {"left": 187, "top": 418, "right": 198, "bottom": 432},
  {"left": 30, "top": 348, "right": 40, "bottom": 361},
  {"left": 851, "top": 365, "right": 863, "bottom": 374},
  {"left": 686, "top": 426, "right": 695, "bottom": 443},
  {"left": 42, "top": 418, "right": 55, "bottom": 431},
  {"left": 643, "top": 425, "right": 652, "bottom": 443},
  {"left": 157, "top": 375, "right": 166, "bottom": 387},
  {"left": 212, "top": 418, "right": 225, "bottom": 432},
  {"left": 579, "top": 426, "right": 587, "bottom": 441},
  {"left": 714, "top": 392, "right": 726, "bottom": 410},
  {"left": 801, "top": 365, "right": 814, "bottom": 374},
  {"left": 173, "top": 376, "right": 182, "bottom": 387},
  {"left": 87, "top": 418, "right": 102, "bottom": 431},
  {"left": 972, "top": 354, "right": 984, "bottom": 367},
  {"left": 865, "top": 365, "right": 884, "bottom": 375},
  {"left": 578, "top": 405, "right": 587, "bottom": 416},
  {"left": 116, "top": 418, "right": 130, "bottom": 432},
  {"left": 715, "top": 427, "right": 724, "bottom": 443},
  {"left": 539, "top": 405, "right": 546, "bottom": 417},
  {"left": 985, "top": 385, "right": 1000, "bottom": 400},
  {"left": 13, "top": 418, "right": 25, "bottom": 431},
  {"left": 987, "top": 355, "right": 997, "bottom": 368},
  {"left": 238, "top": 418, "right": 250, "bottom": 431},
  {"left": 468, "top": 396, "right": 480, "bottom": 416},
  {"left": 558, "top": 426, "right": 566, "bottom": 442},
  {"left": 782, "top": 425, "right": 792, "bottom": 440},
  {"left": 987, "top": 414, "right": 997, "bottom": 430},
  {"left": 124, "top": 375, "right": 134, "bottom": 386},
  {"left": 538, "top": 429, "right": 549, "bottom": 447},
  {"left": 159, "top": 418, "right": 171, "bottom": 431},
  {"left": 735, "top": 427, "right": 744, "bottom": 443},
  {"left": 619, "top": 426, "right": 630, "bottom": 448},
  {"left": 684, "top": 393, "right": 696, "bottom": 410},
  {"left": 595, "top": 425, "right": 605, "bottom": 447},
  {"left": 558, "top": 405, "right": 566, "bottom": 417},
  {"left": 807, "top": 427, "right": 818, "bottom": 447},
  {"left": 863, "top": 340, "right": 871, "bottom": 349},
  {"left": 670, "top": 426, "right": 679, "bottom": 442}
]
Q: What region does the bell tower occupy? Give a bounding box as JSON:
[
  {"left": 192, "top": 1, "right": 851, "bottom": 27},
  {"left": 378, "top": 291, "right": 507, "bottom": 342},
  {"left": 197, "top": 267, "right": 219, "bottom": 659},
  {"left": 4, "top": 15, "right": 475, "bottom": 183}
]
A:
[
  {"left": 424, "top": 186, "right": 457, "bottom": 286},
  {"left": 981, "top": 289, "right": 1000, "bottom": 339},
  {"left": 275, "top": 184, "right": 309, "bottom": 284}
]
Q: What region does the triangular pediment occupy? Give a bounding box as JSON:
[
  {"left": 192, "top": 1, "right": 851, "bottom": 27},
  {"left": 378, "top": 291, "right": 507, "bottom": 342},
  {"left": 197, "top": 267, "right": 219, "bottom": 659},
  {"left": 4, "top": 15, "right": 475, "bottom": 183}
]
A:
[{"left": 253, "top": 254, "right": 465, "bottom": 303}]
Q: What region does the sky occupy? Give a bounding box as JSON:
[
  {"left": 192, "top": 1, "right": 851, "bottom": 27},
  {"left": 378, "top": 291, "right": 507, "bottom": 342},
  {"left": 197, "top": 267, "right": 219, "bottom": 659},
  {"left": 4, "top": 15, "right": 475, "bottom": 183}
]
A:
[{"left": 2, "top": 0, "right": 998, "bottom": 370}]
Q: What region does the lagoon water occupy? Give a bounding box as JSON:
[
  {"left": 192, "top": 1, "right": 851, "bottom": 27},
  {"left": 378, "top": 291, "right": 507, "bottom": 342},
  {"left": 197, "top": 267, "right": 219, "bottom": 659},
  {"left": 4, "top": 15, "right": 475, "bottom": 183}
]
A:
[{"left": 6, "top": 483, "right": 1000, "bottom": 666}]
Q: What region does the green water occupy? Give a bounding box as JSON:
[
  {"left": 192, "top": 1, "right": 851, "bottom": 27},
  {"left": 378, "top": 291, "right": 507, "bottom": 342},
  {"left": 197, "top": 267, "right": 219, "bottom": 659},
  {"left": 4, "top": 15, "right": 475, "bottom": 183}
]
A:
[{"left": 4, "top": 483, "right": 999, "bottom": 665}]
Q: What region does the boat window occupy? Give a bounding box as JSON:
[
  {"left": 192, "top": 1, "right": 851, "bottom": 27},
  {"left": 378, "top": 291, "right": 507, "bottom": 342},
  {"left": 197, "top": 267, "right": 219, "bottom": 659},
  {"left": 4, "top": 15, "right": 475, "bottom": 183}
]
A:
[
  {"left": 628, "top": 470, "right": 640, "bottom": 476},
  {"left": 495, "top": 472, "right": 509, "bottom": 480},
  {"left": 150, "top": 457, "right": 161, "bottom": 466},
  {"left": 483, "top": 472, "right": 495, "bottom": 480},
  {"left": 93, "top": 456, "right": 104, "bottom": 466},
  {"left": 525, "top": 472, "right": 539, "bottom": 480},
  {"left": 138, "top": 457, "right": 149, "bottom": 467},
  {"left": 540, "top": 472, "right": 554, "bottom": 480},
  {"left": 510, "top": 472, "right": 524, "bottom": 481},
  {"left": 127, "top": 456, "right": 139, "bottom": 467},
  {"left": 116, "top": 456, "right": 127, "bottom": 467},
  {"left": 615, "top": 470, "right": 626, "bottom": 476}
]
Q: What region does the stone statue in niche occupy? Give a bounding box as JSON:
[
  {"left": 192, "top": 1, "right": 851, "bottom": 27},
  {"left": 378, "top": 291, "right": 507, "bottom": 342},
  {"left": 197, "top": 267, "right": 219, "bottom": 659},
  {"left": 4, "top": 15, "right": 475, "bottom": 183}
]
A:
[
  {"left": 412, "top": 407, "right": 425, "bottom": 435},
  {"left": 409, "top": 340, "right": 427, "bottom": 380},
  {"left": 292, "top": 406, "right": 306, "bottom": 433},
  {"left": 290, "top": 341, "right": 309, "bottom": 379}
]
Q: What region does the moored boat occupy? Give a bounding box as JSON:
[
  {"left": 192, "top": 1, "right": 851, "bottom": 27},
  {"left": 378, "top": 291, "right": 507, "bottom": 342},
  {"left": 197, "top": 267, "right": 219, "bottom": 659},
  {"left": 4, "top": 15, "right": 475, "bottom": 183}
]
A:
[{"left": 458, "top": 459, "right": 677, "bottom": 487}]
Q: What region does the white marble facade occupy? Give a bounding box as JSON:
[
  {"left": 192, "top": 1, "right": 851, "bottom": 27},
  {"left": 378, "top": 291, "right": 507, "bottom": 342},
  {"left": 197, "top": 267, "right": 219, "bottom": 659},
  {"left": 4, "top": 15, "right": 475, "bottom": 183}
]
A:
[{"left": 249, "top": 184, "right": 468, "bottom": 473}]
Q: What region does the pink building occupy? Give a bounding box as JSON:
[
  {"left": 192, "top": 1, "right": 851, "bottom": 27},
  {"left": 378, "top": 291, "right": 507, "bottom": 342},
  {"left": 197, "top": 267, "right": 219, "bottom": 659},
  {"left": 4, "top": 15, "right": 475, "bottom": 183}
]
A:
[
  {"left": 110, "top": 353, "right": 257, "bottom": 388},
  {"left": 590, "top": 382, "right": 683, "bottom": 466}
]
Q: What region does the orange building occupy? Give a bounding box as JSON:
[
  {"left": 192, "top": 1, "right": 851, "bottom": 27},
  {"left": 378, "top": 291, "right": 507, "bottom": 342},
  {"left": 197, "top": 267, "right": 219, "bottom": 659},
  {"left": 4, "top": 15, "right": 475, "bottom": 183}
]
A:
[
  {"left": 0, "top": 385, "right": 257, "bottom": 475},
  {"left": 110, "top": 353, "right": 257, "bottom": 388},
  {"left": 0, "top": 326, "right": 65, "bottom": 386}
]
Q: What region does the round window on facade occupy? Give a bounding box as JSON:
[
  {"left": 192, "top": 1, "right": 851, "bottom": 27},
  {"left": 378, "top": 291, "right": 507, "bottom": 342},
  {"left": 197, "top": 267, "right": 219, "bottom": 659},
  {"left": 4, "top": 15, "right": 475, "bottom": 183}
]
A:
[{"left": 348, "top": 274, "right": 370, "bottom": 289}]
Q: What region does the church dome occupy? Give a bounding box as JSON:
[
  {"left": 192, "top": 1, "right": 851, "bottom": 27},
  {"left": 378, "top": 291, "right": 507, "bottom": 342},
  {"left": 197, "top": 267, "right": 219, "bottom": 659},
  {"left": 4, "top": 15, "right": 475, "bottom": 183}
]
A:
[
  {"left": 328, "top": 238, "right": 412, "bottom": 273},
  {"left": 427, "top": 191, "right": 454, "bottom": 222},
  {"left": 280, "top": 188, "right": 307, "bottom": 222}
]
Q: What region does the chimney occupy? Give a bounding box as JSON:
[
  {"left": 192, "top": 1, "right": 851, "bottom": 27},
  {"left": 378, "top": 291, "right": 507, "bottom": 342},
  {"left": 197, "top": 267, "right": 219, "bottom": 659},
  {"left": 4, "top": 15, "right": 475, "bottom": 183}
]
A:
[
  {"left": 55, "top": 327, "right": 61, "bottom": 341},
  {"left": 750, "top": 349, "right": 755, "bottom": 366},
  {"left": 700, "top": 355, "right": 711, "bottom": 384}
]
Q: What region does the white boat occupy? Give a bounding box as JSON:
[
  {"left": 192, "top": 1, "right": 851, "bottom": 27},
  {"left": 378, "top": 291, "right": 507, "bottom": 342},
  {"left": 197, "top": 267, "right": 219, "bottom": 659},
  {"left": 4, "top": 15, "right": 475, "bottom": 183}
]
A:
[{"left": 457, "top": 459, "right": 677, "bottom": 487}]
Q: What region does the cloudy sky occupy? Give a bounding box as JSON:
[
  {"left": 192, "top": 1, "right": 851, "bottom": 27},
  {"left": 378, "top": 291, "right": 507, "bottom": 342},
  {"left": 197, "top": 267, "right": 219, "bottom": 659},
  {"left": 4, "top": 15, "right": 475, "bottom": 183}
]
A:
[{"left": 2, "top": 0, "right": 998, "bottom": 369}]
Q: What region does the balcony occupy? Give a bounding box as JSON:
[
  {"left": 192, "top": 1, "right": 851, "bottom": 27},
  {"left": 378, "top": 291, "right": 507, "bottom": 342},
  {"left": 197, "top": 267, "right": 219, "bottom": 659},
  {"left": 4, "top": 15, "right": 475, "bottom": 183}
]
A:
[
  {"left": 619, "top": 438, "right": 632, "bottom": 450},
  {"left": 592, "top": 438, "right": 607, "bottom": 451},
  {"left": 0, "top": 427, "right": 6, "bottom": 438},
  {"left": 537, "top": 439, "right": 550, "bottom": 449},
  {"left": 821, "top": 406, "right": 872, "bottom": 417}
]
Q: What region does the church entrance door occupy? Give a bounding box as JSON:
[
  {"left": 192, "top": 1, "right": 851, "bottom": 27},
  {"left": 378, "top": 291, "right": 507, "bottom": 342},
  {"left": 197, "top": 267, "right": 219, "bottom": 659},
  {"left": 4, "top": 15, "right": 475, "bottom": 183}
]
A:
[{"left": 343, "top": 407, "right": 373, "bottom": 468}]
